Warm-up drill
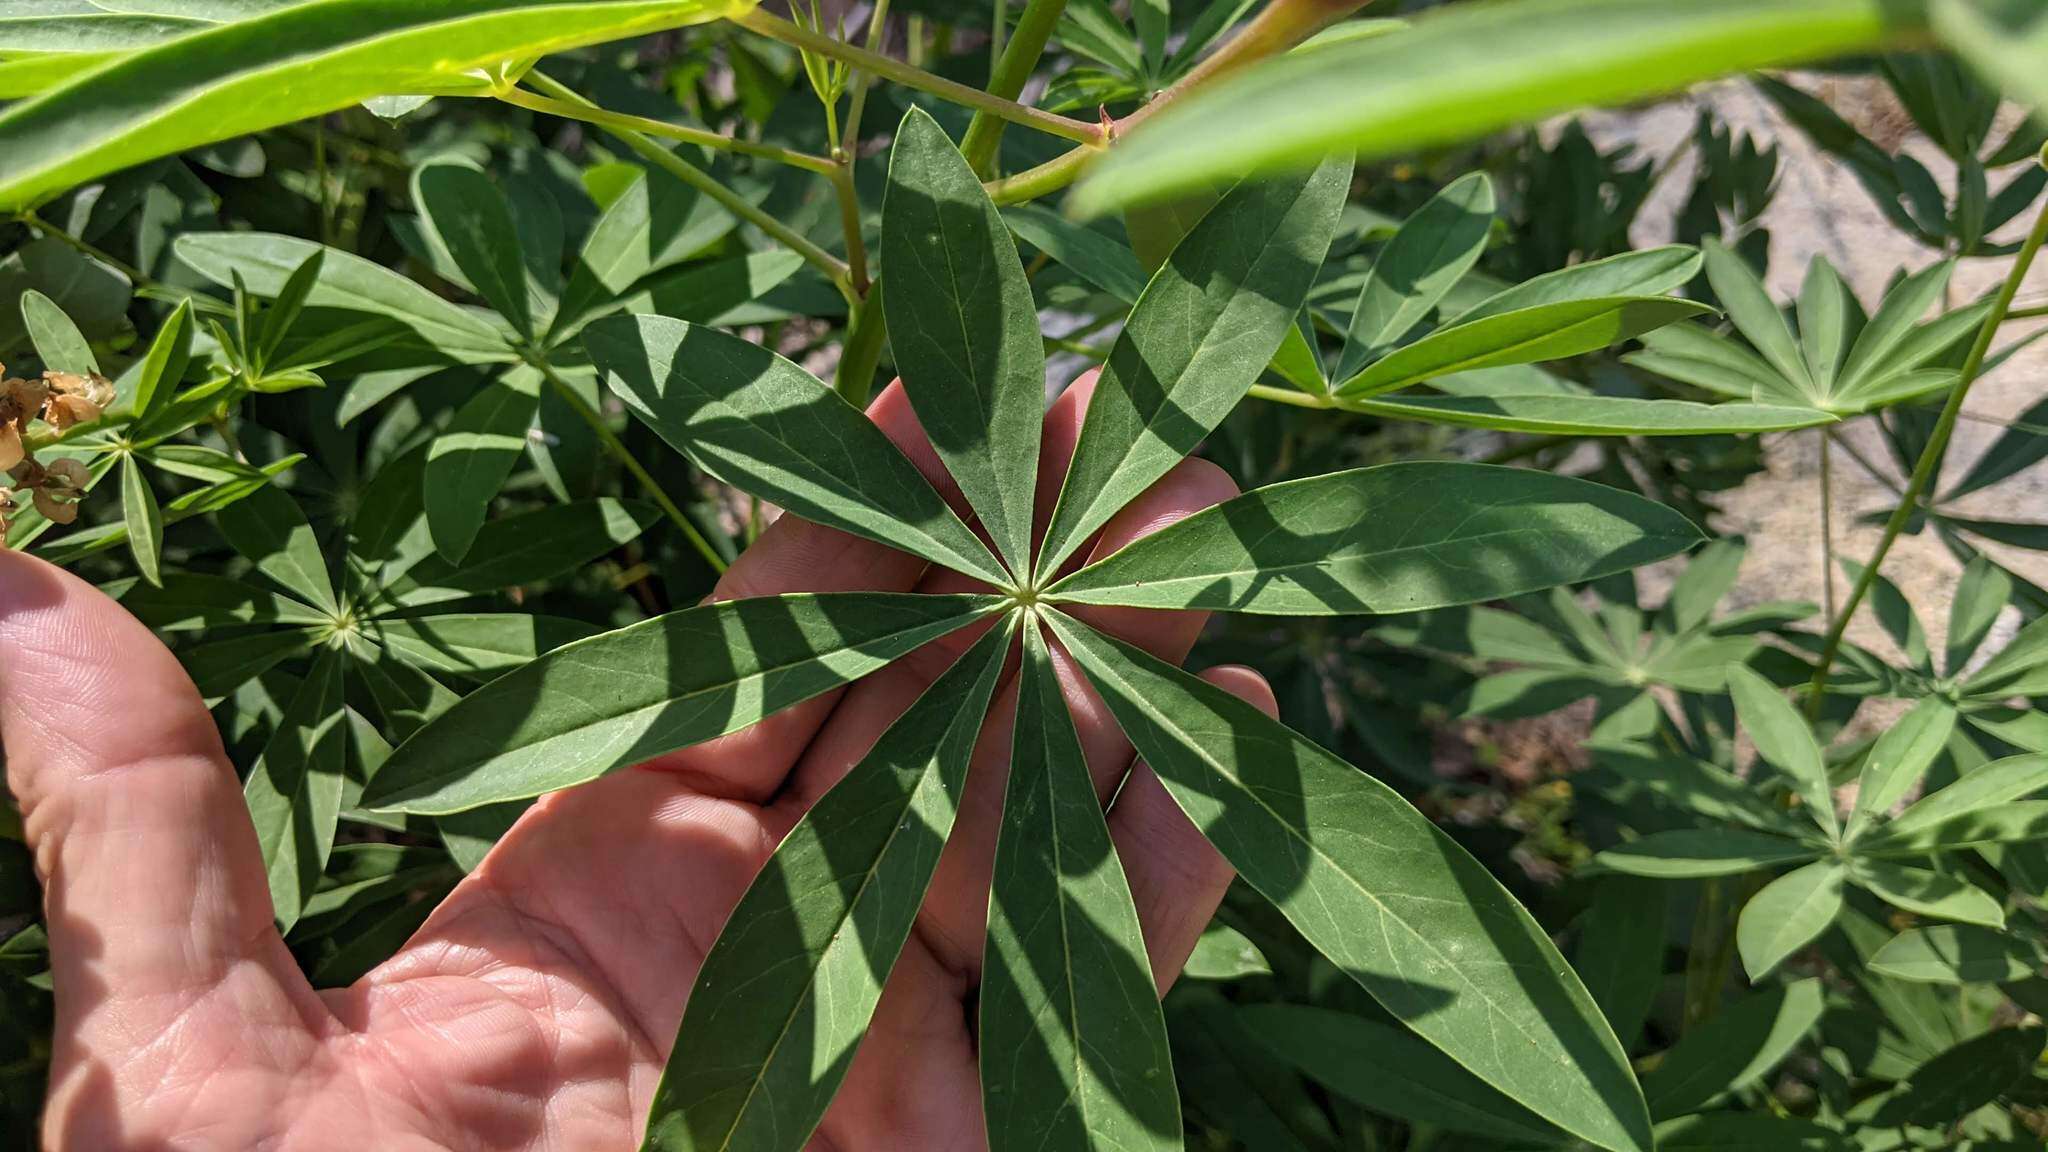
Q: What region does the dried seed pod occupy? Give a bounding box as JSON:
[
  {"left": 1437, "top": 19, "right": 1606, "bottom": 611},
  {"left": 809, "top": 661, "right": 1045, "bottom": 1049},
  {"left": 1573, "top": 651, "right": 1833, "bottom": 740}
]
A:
[
  {"left": 44, "top": 457, "right": 89, "bottom": 492},
  {"left": 44, "top": 393, "right": 103, "bottom": 430},
  {"left": 31, "top": 486, "right": 77, "bottom": 525},
  {"left": 0, "top": 423, "right": 21, "bottom": 473}
]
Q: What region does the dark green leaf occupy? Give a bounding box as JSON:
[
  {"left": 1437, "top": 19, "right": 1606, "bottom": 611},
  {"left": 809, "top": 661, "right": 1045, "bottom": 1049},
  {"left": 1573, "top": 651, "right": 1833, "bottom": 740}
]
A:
[
  {"left": 1728, "top": 664, "right": 1838, "bottom": 841},
  {"left": 1345, "top": 393, "right": 1831, "bottom": 435},
  {"left": 1335, "top": 171, "right": 1495, "bottom": 381},
  {"left": 424, "top": 365, "right": 542, "bottom": 563},
  {"left": 1050, "top": 462, "right": 1701, "bottom": 615},
  {"left": 215, "top": 483, "right": 338, "bottom": 615},
  {"left": 1597, "top": 829, "right": 1819, "bottom": 879},
  {"left": 1574, "top": 876, "right": 1666, "bottom": 1052},
  {"left": 360, "top": 592, "right": 1000, "bottom": 815},
  {"left": 1450, "top": 245, "right": 1702, "bottom": 324},
  {"left": 243, "top": 648, "right": 348, "bottom": 932},
  {"left": 1736, "top": 861, "right": 1845, "bottom": 978},
  {"left": 1048, "top": 612, "right": 1652, "bottom": 1152},
  {"left": 1337, "top": 297, "right": 1712, "bottom": 397},
  {"left": 118, "top": 454, "right": 163, "bottom": 587},
  {"left": 981, "top": 621, "right": 1180, "bottom": 1152},
  {"left": 415, "top": 160, "right": 534, "bottom": 339},
  {"left": 1641, "top": 979, "right": 1825, "bottom": 1119}
]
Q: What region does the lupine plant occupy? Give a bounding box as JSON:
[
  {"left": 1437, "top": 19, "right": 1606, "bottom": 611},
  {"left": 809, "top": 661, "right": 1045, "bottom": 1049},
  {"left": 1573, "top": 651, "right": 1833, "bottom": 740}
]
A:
[{"left": 4, "top": 1, "right": 2048, "bottom": 1150}]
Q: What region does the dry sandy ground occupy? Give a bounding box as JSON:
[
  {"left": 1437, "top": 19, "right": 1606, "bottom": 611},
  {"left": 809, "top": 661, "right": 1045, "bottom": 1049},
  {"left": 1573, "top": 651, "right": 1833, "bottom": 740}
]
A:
[{"left": 1581, "top": 76, "right": 2048, "bottom": 672}]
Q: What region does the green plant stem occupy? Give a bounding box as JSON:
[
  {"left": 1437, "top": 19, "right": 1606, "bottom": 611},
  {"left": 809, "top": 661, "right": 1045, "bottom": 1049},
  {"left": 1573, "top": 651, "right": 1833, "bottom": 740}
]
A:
[
  {"left": 840, "top": 0, "right": 892, "bottom": 152},
  {"left": 985, "top": 144, "right": 1102, "bottom": 205},
  {"left": 524, "top": 71, "right": 854, "bottom": 301},
  {"left": 830, "top": 162, "right": 871, "bottom": 295},
  {"left": 735, "top": 8, "right": 1105, "bottom": 147},
  {"left": 16, "top": 211, "right": 153, "bottom": 289},
  {"left": 1825, "top": 428, "right": 1901, "bottom": 496},
  {"left": 960, "top": 0, "right": 1072, "bottom": 177},
  {"left": 497, "top": 86, "right": 838, "bottom": 174},
  {"left": 1247, "top": 383, "right": 1335, "bottom": 409},
  {"left": 2008, "top": 300, "right": 2048, "bottom": 320},
  {"left": 530, "top": 357, "right": 728, "bottom": 574},
  {"left": 834, "top": 279, "right": 889, "bottom": 406},
  {"left": 1803, "top": 193, "right": 2048, "bottom": 715},
  {"left": 1819, "top": 428, "right": 1836, "bottom": 625}
]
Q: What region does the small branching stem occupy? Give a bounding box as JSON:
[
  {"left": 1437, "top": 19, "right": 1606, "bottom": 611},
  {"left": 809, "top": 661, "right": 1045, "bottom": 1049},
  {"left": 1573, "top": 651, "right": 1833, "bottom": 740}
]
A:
[
  {"left": 1804, "top": 192, "right": 2048, "bottom": 715},
  {"left": 960, "top": 0, "right": 1073, "bottom": 176},
  {"left": 496, "top": 87, "right": 839, "bottom": 173}
]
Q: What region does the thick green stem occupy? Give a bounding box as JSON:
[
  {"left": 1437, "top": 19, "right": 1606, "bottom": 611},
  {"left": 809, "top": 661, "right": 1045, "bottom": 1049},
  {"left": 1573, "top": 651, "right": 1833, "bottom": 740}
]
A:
[
  {"left": 830, "top": 163, "right": 871, "bottom": 295},
  {"left": 835, "top": 279, "right": 890, "bottom": 406},
  {"left": 1247, "top": 383, "right": 1335, "bottom": 409},
  {"left": 960, "top": 0, "right": 1072, "bottom": 177},
  {"left": 2009, "top": 300, "right": 2048, "bottom": 320},
  {"left": 1819, "top": 428, "right": 1836, "bottom": 625},
  {"left": 497, "top": 86, "right": 838, "bottom": 173},
  {"left": 735, "top": 9, "right": 1105, "bottom": 147},
  {"left": 840, "top": 0, "right": 892, "bottom": 153},
  {"left": 16, "top": 212, "right": 153, "bottom": 289},
  {"left": 1804, "top": 193, "right": 2048, "bottom": 714},
  {"left": 524, "top": 71, "right": 853, "bottom": 298},
  {"left": 532, "top": 357, "right": 728, "bottom": 574}
]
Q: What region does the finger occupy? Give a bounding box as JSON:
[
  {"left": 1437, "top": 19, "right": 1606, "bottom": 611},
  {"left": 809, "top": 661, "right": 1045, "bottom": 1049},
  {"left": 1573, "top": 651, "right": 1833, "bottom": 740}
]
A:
[
  {"left": 0, "top": 551, "right": 319, "bottom": 1057},
  {"left": 1110, "top": 664, "right": 1274, "bottom": 991},
  {"left": 914, "top": 455, "right": 1242, "bottom": 973},
  {"left": 642, "top": 380, "right": 961, "bottom": 803}
]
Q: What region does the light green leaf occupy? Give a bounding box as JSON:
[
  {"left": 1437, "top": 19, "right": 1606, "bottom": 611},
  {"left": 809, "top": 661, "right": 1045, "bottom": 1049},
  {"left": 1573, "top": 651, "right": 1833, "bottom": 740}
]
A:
[
  {"left": 414, "top": 160, "right": 533, "bottom": 340},
  {"left": 1049, "top": 462, "right": 1701, "bottom": 615},
  {"left": 1797, "top": 256, "right": 1856, "bottom": 393},
  {"left": 1048, "top": 612, "right": 1652, "bottom": 1152},
  {"left": 1641, "top": 979, "right": 1825, "bottom": 1119},
  {"left": 214, "top": 482, "right": 338, "bottom": 615},
  {"left": 424, "top": 365, "right": 543, "bottom": 563},
  {"left": 0, "top": 0, "right": 755, "bottom": 211},
  {"left": 1335, "top": 171, "right": 1495, "bottom": 381},
  {"left": 1736, "top": 861, "right": 1845, "bottom": 978},
  {"left": 1664, "top": 536, "right": 1746, "bottom": 633},
  {"left": 1869, "top": 923, "right": 2040, "bottom": 984},
  {"left": 1239, "top": 1004, "right": 1564, "bottom": 1144},
  {"left": 1727, "top": 664, "right": 1838, "bottom": 841},
  {"left": 554, "top": 165, "right": 739, "bottom": 335},
  {"left": 1945, "top": 552, "right": 2011, "bottom": 674},
  {"left": 243, "top": 648, "right": 348, "bottom": 933},
  {"left": 118, "top": 454, "right": 163, "bottom": 587},
  {"left": 982, "top": 621, "right": 1180, "bottom": 1152},
  {"left": 124, "top": 298, "right": 194, "bottom": 419},
  {"left": 881, "top": 107, "right": 1043, "bottom": 578},
  {"left": 1853, "top": 859, "right": 2005, "bottom": 927},
  {"left": 1181, "top": 922, "right": 1270, "bottom": 981},
  {"left": 1035, "top": 158, "right": 1349, "bottom": 580},
  {"left": 1863, "top": 754, "right": 2048, "bottom": 853},
  {"left": 21, "top": 289, "right": 97, "bottom": 374},
  {"left": 1072, "top": 0, "right": 1912, "bottom": 214},
  {"left": 1701, "top": 237, "right": 1810, "bottom": 395},
  {"left": 1846, "top": 696, "right": 1957, "bottom": 840},
  {"left": 1450, "top": 245, "right": 1702, "bottom": 324},
  {"left": 584, "top": 314, "right": 1009, "bottom": 588},
  {"left": 1625, "top": 321, "right": 1796, "bottom": 402},
  {"left": 1835, "top": 260, "right": 1953, "bottom": 398},
  {"left": 359, "top": 592, "right": 999, "bottom": 815},
  {"left": 643, "top": 619, "right": 1013, "bottom": 1152},
  {"left": 176, "top": 232, "right": 509, "bottom": 360},
  {"left": 1337, "top": 296, "right": 1712, "bottom": 397},
  {"left": 1345, "top": 393, "right": 1832, "bottom": 435},
  {"left": 1596, "top": 829, "right": 1819, "bottom": 878}
]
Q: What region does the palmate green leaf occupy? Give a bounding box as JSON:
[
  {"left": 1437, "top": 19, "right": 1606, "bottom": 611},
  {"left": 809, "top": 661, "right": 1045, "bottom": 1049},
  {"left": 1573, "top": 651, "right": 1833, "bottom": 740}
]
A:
[
  {"left": 1869, "top": 923, "right": 2041, "bottom": 984},
  {"left": 1336, "top": 296, "right": 1713, "bottom": 397},
  {"left": 118, "top": 454, "right": 163, "bottom": 587},
  {"left": 424, "top": 365, "right": 543, "bottom": 563},
  {"left": 1860, "top": 754, "right": 2048, "bottom": 854},
  {"left": 1344, "top": 393, "right": 1832, "bottom": 436},
  {"left": 21, "top": 289, "right": 98, "bottom": 373},
  {"left": 243, "top": 647, "right": 348, "bottom": 932},
  {"left": 121, "top": 297, "right": 195, "bottom": 419},
  {"left": 1946, "top": 552, "right": 2012, "bottom": 672},
  {"left": 1049, "top": 462, "right": 1701, "bottom": 615},
  {"left": 1727, "top": 664, "right": 1838, "bottom": 841},
  {"left": 181, "top": 629, "right": 319, "bottom": 700},
  {"left": 1450, "top": 245, "right": 1703, "bottom": 324},
  {"left": 1835, "top": 259, "right": 1954, "bottom": 398},
  {"left": 1846, "top": 696, "right": 1957, "bottom": 840},
  {"left": 882, "top": 108, "right": 1043, "bottom": 578},
  {"left": 1596, "top": 829, "right": 1819, "bottom": 878},
  {"left": 1641, "top": 979, "right": 1825, "bottom": 1120},
  {"left": 1624, "top": 322, "right": 1794, "bottom": 403},
  {"left": 1072, "top": 0, "right": 1916, "bottom": 214},
  {"left": 176, "top": 232, "right": 509, "bottom": 361},
  {"left": 1035, "top": 157, "right": 1349, "bottom": 581},
  {"left": 395, "top": 498, "right": 657, "bottom": 602},
  {"left": 34, "top": 452, "right": 298, "bottom": 559},
  {"left": 414, "top": 160, "right": 534, "bottom": 340},
  {"left": 982, "top": 622, "right": 1180, "bottom": 1152},
  {"left": 1334, "top": 171, "right": 1495, "bottom": 382},
  {"left": 1859, "top": 801, "right": 2048, "bottom": 855},
  {"left": 360, "top": 592, "right": 1000, "bottom": 815},
  {"left": 1047, "top": 612, "right": 1653, "bottom": 1152},
  {"left": 0, "top": 0, "right": 755, "bottom": 211},
  {"left": 1701, "top": 237, "right": 1811, "bottom": 395},
  {"left": 643, "top": 619, "right": 1013, "bottom": 1152},
  {"left": 584, "top": 314, "right": 1009, "bottom": 588},
  {"left": 1797, "top": 256, "right": 1858, "bottom": 393},
  {"left": 1238, "top": 1004, "right": 1564, "bottom": 1144},
  {"left": 553, "top": 165, "right": 738, "bottom": 337},
  {"left": 1595, "top": 747, "right": 1811, "bottom": 837},
  {"left": 1736, "top": 861, "right": 1845, "bottom": 978},
  {"left": 1853, "top": 859, "right": 2005, "bottom": 927},
  {"left": 215, "top": 483, "right": 339, "bottom": 616},
  {"left": 1873, "top": 1026, "right": 2046, "bottom": 1128}
]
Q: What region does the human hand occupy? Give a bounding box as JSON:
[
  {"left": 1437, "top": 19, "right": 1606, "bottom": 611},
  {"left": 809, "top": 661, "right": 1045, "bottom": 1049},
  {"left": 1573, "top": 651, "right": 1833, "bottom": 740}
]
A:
[{"left": 0, "top": 372, "right": 1273, "bottom": 1151}]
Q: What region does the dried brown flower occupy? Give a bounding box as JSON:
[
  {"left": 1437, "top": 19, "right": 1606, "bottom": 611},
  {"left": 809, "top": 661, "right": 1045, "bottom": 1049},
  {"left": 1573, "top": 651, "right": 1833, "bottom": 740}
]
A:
[{"left": 41, "top": 371, "right": 112, "bottom": 430}]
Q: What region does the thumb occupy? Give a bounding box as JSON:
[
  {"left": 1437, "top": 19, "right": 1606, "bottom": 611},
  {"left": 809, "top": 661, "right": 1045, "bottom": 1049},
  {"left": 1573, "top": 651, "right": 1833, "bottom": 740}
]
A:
[{"left": 0, "top": 549, "right": 308, "bottom": 1055}]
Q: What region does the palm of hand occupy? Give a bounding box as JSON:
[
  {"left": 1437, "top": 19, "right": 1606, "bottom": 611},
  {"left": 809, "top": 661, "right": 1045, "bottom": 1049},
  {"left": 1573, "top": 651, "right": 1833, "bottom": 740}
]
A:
[{"left": 1, "top": 374, "right": 1269, "bottom": 1151}]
